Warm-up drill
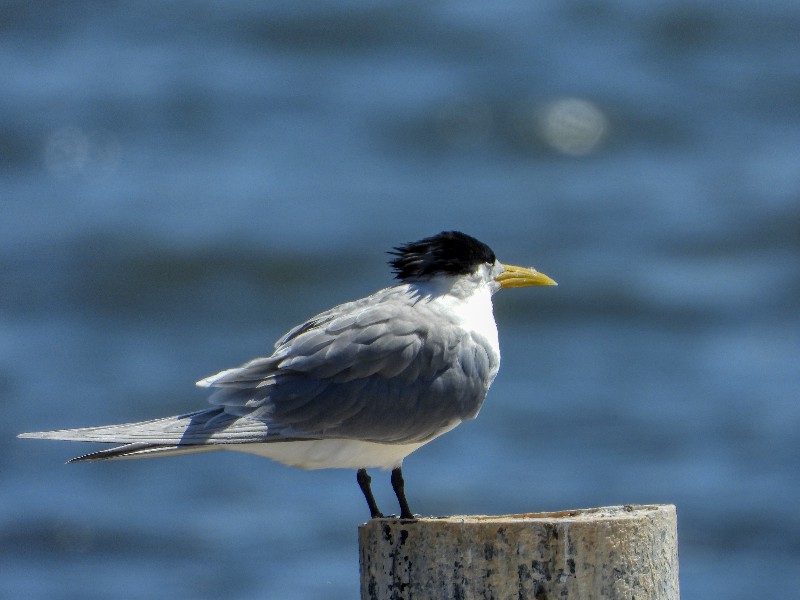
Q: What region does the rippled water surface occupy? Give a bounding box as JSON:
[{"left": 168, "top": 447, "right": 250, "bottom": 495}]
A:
[{"left": 3, "top": 2, "right": 799, "bottom": 598}]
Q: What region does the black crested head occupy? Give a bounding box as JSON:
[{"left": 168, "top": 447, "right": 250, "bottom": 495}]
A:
[{"left": 389, "top": 231, "right": 497, "bottom": 281}]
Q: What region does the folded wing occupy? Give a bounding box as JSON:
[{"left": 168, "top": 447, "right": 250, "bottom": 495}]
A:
[
  {"left": 19, "top": 286, "right": 498, "bottom": 460},
  {"left": 203, "top": 287, "right": 497, "bottom": 444}
]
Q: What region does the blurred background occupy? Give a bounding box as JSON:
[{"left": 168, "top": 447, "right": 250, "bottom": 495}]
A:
[{"left": 2, "top": 1, "right": 799, "bottom": 598}]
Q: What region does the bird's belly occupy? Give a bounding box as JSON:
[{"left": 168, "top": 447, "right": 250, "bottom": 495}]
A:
[{"left": 227, "top": 439, "right": 427, "bottom": 470}]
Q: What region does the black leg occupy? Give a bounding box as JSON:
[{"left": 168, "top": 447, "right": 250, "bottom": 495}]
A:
[
  {"left": 391, "top": 466, "right": 414, "bottom": 519},
  {"left": 357, "top": 468, "right": 383, "bottom": 519}
]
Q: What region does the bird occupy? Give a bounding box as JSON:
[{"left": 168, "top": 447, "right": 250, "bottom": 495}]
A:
[{"left": 19, "top": 231, "right": 556, "bottom": 519}]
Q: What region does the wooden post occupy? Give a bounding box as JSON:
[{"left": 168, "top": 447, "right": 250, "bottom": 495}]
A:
[{"left": 359, "top": 504, "right": 679, "bottom": 600}]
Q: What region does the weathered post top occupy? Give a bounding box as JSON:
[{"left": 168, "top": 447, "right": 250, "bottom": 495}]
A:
[{"left": 359, "top": 504, "right": 679, "bottom": 600}]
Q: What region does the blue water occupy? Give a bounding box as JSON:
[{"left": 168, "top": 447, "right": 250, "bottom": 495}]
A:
[{"left": 3, "top": 1, "right": 799, "bottom": 598}]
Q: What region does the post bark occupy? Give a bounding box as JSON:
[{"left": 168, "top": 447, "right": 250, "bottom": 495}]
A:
[{"left": 359, "top": 504, "right": 679, "bottom": 600}]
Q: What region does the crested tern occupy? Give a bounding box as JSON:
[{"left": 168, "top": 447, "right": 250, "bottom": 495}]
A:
[{"left": 19, "top": 231, "right": 556, "bottom": 519}]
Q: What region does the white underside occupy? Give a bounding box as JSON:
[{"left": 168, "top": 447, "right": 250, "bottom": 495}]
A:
[{"left": 227, "top": 439, "right": 428, "bottom": 470}]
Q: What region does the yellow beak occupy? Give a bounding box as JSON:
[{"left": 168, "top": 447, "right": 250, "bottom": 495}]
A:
[{"left": 496, "top": 263, "right": 558, "bottom": 288}]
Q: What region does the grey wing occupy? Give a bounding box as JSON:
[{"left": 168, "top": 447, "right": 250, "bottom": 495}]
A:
[
  {"left": 20, "top": 288, "right": 497, "bottom": 459},
  {"left": 202, "top": 290, "right": 498, "bottom": 444}
]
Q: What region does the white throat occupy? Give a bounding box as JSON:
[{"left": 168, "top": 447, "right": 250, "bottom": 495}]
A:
[{"left": 407, "top": 263, "right": 501, "bottom": 352}]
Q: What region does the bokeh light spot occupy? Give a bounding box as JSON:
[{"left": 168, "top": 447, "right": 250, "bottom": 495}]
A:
[
  {"left": 44, "top": 126, "right": 120, "bottom": 179},
  {"left": 539, "top": 97, "right": 609, "bottom": 156}
]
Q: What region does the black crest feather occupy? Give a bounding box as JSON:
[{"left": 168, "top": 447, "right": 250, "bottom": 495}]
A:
[{"left": 389, "top": 231, "right": 497, "bottom": 281}]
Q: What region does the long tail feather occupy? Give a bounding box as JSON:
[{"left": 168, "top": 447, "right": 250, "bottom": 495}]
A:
[
  {"left": 18, "top": 407, "right": 275, "bottom": 465},
  {"left": 68, "top": 443, "right": 219, "bottom": 462},
  {"left": 17, "top": 409, "right": 215, "bottom": 444}
]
